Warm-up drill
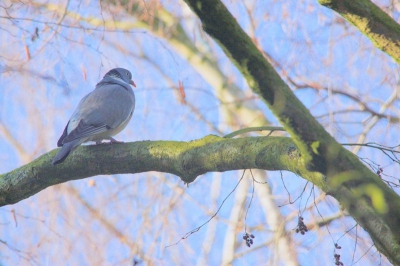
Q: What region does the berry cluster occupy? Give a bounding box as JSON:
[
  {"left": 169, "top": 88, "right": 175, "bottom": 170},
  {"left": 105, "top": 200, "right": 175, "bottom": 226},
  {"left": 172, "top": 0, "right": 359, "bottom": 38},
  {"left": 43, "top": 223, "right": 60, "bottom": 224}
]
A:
[
  {"left": 243, "top": 232, "right": 255, "bottom": 247},
  {"left": 334, "top": 243, "right": 344, "bottom": 265},
  {"left": 295, "top": 216, "right": 308, "bottom": 235}
]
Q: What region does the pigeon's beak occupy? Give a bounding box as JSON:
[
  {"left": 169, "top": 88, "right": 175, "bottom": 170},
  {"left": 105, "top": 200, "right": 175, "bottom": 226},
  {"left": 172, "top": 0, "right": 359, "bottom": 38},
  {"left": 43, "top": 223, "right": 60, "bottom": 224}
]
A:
[{"left": 130, "top": 80, "right": 136, "bottom": 87}]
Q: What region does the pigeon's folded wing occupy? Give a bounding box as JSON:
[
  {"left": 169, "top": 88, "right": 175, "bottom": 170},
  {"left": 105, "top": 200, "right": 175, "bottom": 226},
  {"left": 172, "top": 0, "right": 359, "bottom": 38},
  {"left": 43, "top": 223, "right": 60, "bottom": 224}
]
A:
[{"left": 61, "top": 120, "right": 110, "bottom": 144}]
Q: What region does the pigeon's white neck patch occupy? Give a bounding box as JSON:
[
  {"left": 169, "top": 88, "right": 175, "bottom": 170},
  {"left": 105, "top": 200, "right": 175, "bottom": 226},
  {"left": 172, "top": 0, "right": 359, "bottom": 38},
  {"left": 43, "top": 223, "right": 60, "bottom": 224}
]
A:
[{"left": 109, "top": 75, "right": 128, "bottom": 85}]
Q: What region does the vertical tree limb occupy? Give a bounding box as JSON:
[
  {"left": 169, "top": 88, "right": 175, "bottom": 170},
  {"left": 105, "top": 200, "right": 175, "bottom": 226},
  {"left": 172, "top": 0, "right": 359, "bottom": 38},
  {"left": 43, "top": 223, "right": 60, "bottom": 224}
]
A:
[{"left": 182, "top": 0, "right": 400, "bottom": 263}]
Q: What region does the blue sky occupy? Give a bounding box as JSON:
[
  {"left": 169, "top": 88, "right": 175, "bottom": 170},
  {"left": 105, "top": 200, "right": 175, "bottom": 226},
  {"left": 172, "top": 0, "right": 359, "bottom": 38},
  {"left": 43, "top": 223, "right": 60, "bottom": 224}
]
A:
[{"left": 0, "top": 0, "right": 399, "bottom": 265}]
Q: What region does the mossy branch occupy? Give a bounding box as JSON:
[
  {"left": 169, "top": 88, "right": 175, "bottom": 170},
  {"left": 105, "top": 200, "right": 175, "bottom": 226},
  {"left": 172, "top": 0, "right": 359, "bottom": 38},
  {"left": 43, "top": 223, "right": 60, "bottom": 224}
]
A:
[
  {"left": 319, "top": 0, "right": 400, "bottom": 64},
  {"left": 182, "top": 0, "right": 400, "bottom": 263},
  {"left": 0, "top": 136, "right": 308, "bottom": 207}
]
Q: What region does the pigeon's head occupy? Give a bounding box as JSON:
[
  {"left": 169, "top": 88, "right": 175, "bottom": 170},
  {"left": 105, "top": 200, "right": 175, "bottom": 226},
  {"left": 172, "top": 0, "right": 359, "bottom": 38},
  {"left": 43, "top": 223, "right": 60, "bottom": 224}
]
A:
[{"left": 105, "top": 68, "right": 136, "bottom": 87}]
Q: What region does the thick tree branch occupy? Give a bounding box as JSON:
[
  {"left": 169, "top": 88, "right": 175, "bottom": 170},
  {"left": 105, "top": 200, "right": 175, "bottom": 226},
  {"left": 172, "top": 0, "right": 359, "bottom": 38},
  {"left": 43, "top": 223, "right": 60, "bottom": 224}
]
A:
[
  {"left": 319, "top": 0, "right": 400, "bottom": 64},
  {"left": 0, "top": 136, "right": 308, "bottom": 207},
  {"left": 182, "top": 0, "right": 400, "bottom": 263}
]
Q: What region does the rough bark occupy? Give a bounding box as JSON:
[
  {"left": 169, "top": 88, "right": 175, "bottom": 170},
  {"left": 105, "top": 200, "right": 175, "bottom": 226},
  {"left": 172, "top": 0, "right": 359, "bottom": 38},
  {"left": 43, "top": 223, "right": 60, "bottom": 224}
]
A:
[{"left": 0, "top": 136, "right": 305, "bottom": 206}]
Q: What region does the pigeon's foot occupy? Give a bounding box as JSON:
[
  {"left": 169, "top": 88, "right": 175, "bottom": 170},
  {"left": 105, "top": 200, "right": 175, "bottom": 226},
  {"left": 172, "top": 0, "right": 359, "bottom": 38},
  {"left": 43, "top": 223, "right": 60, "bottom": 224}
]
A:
[{"left": 109, "top": 137, "right": 124, "bottom": 144}]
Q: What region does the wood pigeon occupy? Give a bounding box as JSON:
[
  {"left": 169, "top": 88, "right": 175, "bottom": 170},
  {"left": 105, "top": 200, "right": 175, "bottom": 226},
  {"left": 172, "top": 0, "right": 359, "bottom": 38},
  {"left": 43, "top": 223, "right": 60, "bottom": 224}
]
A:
[{"left": 52, "top": 68, "right": 136, "bottom": 165}]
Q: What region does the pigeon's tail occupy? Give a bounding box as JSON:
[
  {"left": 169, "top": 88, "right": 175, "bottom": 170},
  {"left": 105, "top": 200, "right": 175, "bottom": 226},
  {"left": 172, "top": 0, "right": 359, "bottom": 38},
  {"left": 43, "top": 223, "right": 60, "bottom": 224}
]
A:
[{"left": 52, "top": 140, "right": 80, "bottom": 166}]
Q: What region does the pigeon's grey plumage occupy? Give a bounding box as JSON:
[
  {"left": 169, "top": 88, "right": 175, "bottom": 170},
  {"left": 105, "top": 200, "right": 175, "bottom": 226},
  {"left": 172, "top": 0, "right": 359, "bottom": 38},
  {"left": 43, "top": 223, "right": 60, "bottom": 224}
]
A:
[{"left": 52, "top": 68, "right": 136, "bottom": 165}]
